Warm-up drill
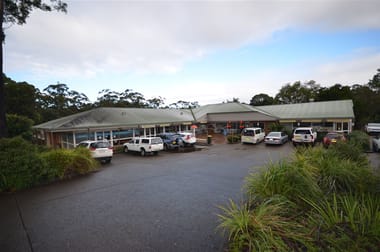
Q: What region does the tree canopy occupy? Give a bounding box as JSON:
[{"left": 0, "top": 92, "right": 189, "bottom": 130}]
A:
[{"left": 1, "top": 0, "right": 67, "bottom": 138}]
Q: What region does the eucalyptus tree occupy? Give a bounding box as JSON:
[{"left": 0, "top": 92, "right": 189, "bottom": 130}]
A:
[
  {"left": 1, "top": 0, "right": 67, "bottom": 137},
  {"left": 249, "top": 93, "right": 274, "bottom": 106},
  {"left": 274, "top": 80, "right": 320, "bottom": 104}
]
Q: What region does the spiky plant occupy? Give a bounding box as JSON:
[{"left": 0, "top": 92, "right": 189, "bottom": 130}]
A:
[{"left": 218, "top": 197, "right": 312, "bottom": 251}]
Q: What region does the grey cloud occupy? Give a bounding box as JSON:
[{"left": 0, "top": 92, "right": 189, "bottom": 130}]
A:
[{"left": 4, "top": 0, "right": 380, "bottom": 78}]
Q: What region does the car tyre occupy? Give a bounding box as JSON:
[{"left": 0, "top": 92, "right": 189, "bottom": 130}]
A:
[
  {"left": 124, "top": 146, "right": 128, "bottom": 153},
  {"left": 140, "top": 149, "right": 145, "bottom": 156}
]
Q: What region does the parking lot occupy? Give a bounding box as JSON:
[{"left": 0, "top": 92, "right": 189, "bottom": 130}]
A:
[
  {"left": 0, "top": 141, "right": 296, "bottom": 252},
  {"left": 1, "top": 139, "right": 379, "bottom": 252}
]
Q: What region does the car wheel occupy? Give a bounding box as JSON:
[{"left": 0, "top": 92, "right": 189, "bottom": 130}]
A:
[
  {"left": 106, "top": 158, "right": 111, "bottom": 164},
  {"left": 292, "top": 142, "right": 297, "bottom": 147},
  {"left": 124, "top": 146, "right": 128, "bottom": 153},
  {"left": 140, "top": 149, "right": 145, "bottom": 156},
  {"left": 163, "top": 144, "right": 168, "bottom": 151}
]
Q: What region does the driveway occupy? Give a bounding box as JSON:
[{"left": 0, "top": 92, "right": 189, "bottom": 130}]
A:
[{"left": 0, "top": 142, "right": 295, "bottom": 251}]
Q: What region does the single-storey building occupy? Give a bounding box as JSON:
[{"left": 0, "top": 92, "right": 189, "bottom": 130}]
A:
[
  {"left": 257, "top": 100, "right": 354, "bottom": 133},
  {"left": 33, "top": 99, "right": 355, "bottom": 148},
  {"left": 34, "top": 107, "right": 195, "bottom": 148}
]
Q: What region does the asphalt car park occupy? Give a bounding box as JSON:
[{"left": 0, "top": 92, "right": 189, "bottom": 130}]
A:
[
  {"left": 0, "top": 141, "right": 294, "bottom": 252},
  {"left": 1, "top": 140, "right": 378, "bottom": 252}
]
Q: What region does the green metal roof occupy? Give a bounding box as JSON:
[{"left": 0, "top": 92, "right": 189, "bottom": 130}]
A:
[
  {"left": 34, "top": 100, "right": 355, "bottom": 132},
  {"left": 34, "top": 107, "right": 194, "bottom": 131},
  {"left": 257, "top": 100, "right": 354, "bottom": 120},
  {"left": 191, "top": 102, "right": 274, "bottom": 122}
]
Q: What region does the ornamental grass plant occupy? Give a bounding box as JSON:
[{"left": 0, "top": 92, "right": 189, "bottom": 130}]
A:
[{"left": 218, "top": 142, "right": 380, "bottom": 251}]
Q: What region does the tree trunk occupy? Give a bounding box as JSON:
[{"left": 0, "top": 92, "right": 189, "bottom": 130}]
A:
[{"left": 0, "top": 0, "right": 8, "bottom": 138}]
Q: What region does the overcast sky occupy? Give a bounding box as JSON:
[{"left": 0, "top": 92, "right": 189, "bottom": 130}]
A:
[{"left": 4, "top": 0, "right": 380, "bottom": 106}]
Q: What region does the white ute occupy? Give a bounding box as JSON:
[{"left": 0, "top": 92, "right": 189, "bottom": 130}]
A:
[
  {"left": 292, "top": 127, "right": 317, "bottom": 146},
  {"left": 123, "top": 137, "right": 164, "bottom": 156}
]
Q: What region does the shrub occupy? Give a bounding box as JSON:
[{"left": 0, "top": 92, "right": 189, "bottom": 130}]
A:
[
  {"left": 227, "top": 134, "right": 240, "bottom": 144},
  {"left": 305, "top": 193, "right": 380, "bottom": 251},
  {"left": 218, "top": 197, "right": 312, "bottom": 251},
  {"left": 245, "top": 160, "right": 321, "bottom": 206},
  {"left": 219, "top": 142, "right": 380, "bottom": 251},
  {"left": 347, "top": 130, "right": 370, "bottom": 152},
  {"left": 40, "top": 148, "right": 98, "bottom": 180},
  {"left": 298, "top": 146, "right": 375, "bottom": 194},
  {"left": 71, "top": 147, "right": 99, "bottom": 174},
  {"left": 0, "top": 137, "right": 99, "bottom": 192},
  {"left": 0, "top": 137, "right": 46, "bottom": 192},
  {"left": 270, "top": 123, "right": 284, "bottom": 132},
  {"left": 6, "top": 114, "right": 34, "bottom": 141}
]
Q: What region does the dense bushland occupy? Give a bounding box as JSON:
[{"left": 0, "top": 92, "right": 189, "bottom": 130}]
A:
[
  {"left": 218, "top": 140, "right": 380, "bottom": 251},
  {"left": 0, "top": 137, "right": 99, "bottom": 192}
]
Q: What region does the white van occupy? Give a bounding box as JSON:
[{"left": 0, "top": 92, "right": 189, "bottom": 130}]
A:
[{"left": 241, "top": 128, "right": 265, "bottom": 144}]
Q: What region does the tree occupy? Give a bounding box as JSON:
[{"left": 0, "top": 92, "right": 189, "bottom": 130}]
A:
[
  {"left": 274, "top": 80, "right": 320, "bottom": 104},
  {"left": 37, "top": 83, "right": 90, "bottom": 122},
  {"left": 146, "top": 96, "right": 165, "bottom": 109},
  {"left": 249, "top": 93, "right": 274, "bottom": 106},
  {"left": 315, "top": 84, "right": 352, "bottom": 102},
  {"left": 1, "top": 0, "right": 67, "bottom": 138},
  {"left": 169, "top": 100, "right": 199, "bottom": 109},
  {"left": 4, "top": 74, "right": 39, "bottom": 122},
  {"left": 224, "top": 97, "right": 240, "bottom": 103},
  {"left": 368, "top": 68, "right": 380, "bottom": 93},
  {"left": 6, "top": 113, "right": 34, "bottom": 140}
]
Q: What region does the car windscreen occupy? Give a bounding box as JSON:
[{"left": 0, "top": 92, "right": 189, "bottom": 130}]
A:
[
  {"left": 267, "top": 132, "right": 280, "bottom": 137},
  {"left": 242, "top": 130, "right": 254, "bottom": 136},
  {"left": 95, "top": 142, "right": 110, "bottom": 148},
  {"left": 151, "top": 138, "right": 163, "bottom": 144},
  {"left": 294, "top": 130, "right": 311, "bottom": 134}
]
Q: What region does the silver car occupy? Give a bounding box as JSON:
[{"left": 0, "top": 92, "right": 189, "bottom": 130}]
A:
[
  {"left": 264, "top": 131, "right": 288, "bottom": 145},
  {"left": 372, "top": 135, "right": 380, "bottom": 152}
]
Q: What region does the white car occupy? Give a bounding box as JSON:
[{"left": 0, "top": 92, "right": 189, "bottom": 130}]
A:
[
  {"left": 77, "top": 140, "right": 113, "bottom": 163},
  {"left": 177, "top": 132, "right": 197, "bottom": 146},
  {"left": 123, "top": 137, "right": 164, "bottom": 156},
  {"left": 241, "top": 128, "right": 265, "bottom": 144},
  {"left": 292, "top": 127, "right": 317, "bottom": 146},
  {"left": 372, "top": 135, "right": 380, "bottom": 152},
  {"left": 366, "top": 123, "right": 380, "bottom": 135}
]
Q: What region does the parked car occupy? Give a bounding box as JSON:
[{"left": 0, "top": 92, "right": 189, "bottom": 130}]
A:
[
  {"left": 366, "top": 123, "right": 380, "bottom": 135},
  {"left": 158, "top": 133, "right": 184, "bottom": 150},
  {"left": 322, "top": 132, "right": 346, "bottom": 148},
  {"left": 77, "top": 140, "right": 113, "bottom": 163},
  {"left": 264, "top": 131, "right": 288, "bottom": 145},
  {"left": 241, "top": 127, "right": 265, "bottom": 144},
  {"left": 372, "top": 135, "right": 380, "bottom": 152},
  {"left": 123, "top": 137, "right": 164, "bottom": 156},
  {"left": 292, "top": 127, "right": 317, "bottom": 146},
  {"left": 177, "top": 132, "right": 196, "bottom": 146}
]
